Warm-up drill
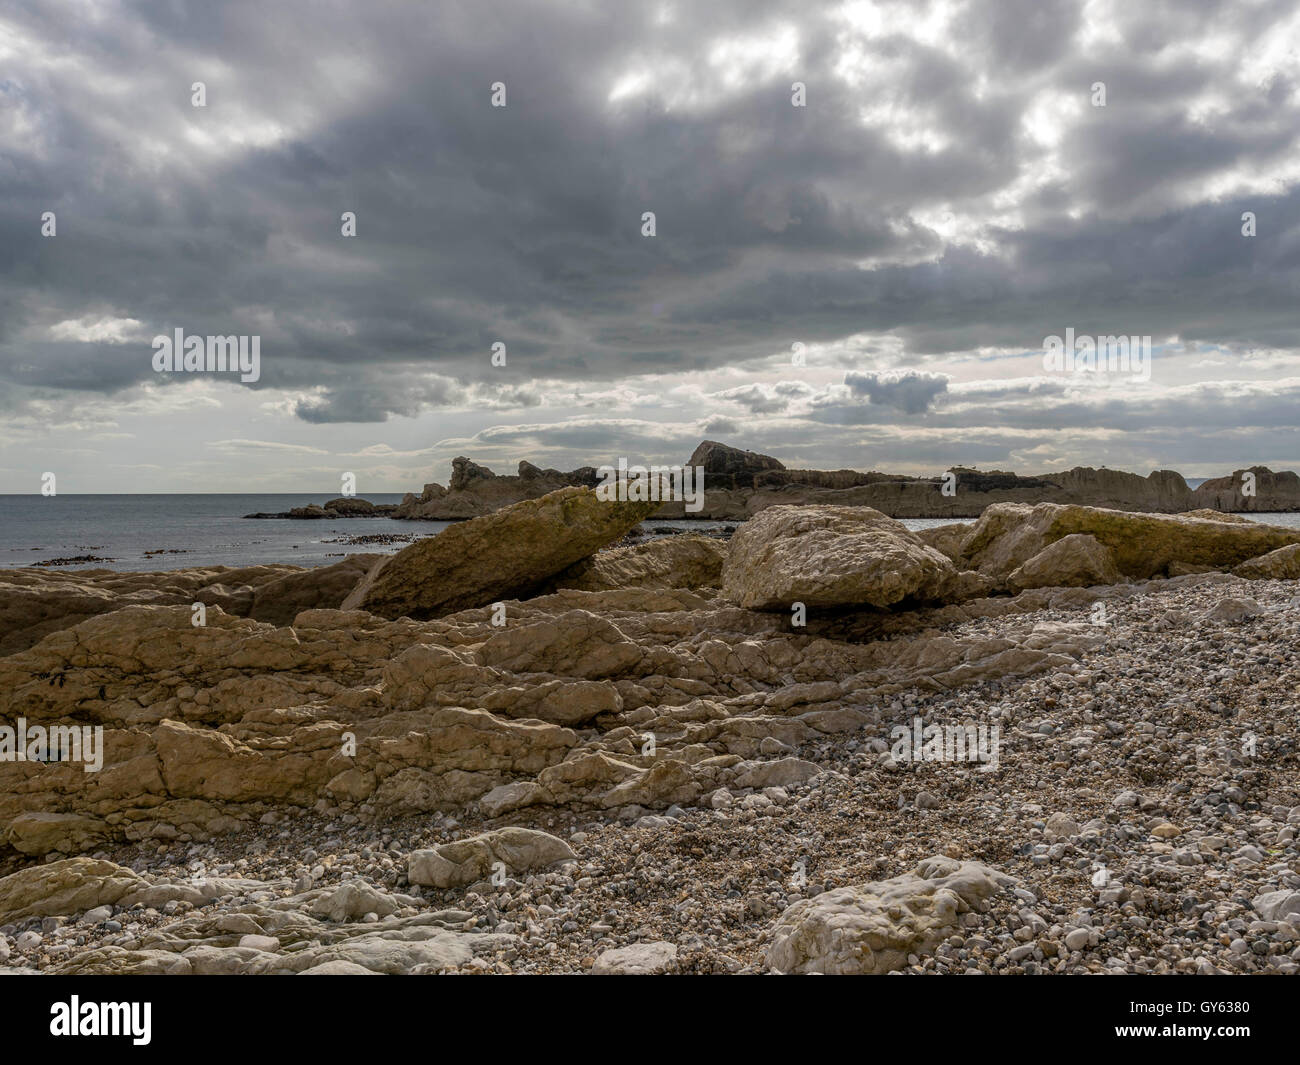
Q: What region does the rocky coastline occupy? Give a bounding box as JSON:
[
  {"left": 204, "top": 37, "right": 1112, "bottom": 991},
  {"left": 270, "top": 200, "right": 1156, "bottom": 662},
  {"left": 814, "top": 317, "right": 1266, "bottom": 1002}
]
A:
[
  {"left": 4, "top": 485, "right": 1300, "bottom": 975},
  {"left": 246, "top": 441, "right": 1300, "bottom": 523}
]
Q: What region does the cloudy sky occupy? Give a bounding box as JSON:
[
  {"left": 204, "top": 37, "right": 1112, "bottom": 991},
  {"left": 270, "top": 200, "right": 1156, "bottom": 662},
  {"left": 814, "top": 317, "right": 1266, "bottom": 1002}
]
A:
[{"left": 2, "top": 0, "right": 1299, "bottom": 493}]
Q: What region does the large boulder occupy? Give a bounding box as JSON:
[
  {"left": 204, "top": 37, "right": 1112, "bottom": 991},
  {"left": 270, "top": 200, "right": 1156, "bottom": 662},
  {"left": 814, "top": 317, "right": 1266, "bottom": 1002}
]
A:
[
  {"left": 0, "top": 858, "right": 147, "bottom": 923},
  {"left": 720, "top": 505, "right": 964, "bottom": 610},
  {"left": 591, "top": 942, "right": 678, "bottom": 975},
  {"left": 248, "top": 554, "right": 383, "bottom": 626},
  {"left": 1008, "top": 533, "right": 1122, "bottom": 591},
  {"left": 551, "top": 535, "right": 726, "bottom": 592},
  {"left": 962, "top": 503, "right": 1300, "bottom": 582},
  {"left": 342, "top": 487, "right": 663, "bottom": 619},
  {"left": 766, "top": 856, "right": 1019, "bottom": 975},
  {"left": 1233, "top": 543, "right": 1300, "bottom": 580},
  {"left": 407, "top": 827, "right": 576, "bottom": 888}
]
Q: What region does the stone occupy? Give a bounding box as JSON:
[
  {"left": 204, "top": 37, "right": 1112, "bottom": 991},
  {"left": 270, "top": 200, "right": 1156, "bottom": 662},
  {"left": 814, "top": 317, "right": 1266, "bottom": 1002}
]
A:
[
  {"left": 766, "top": 856, "right": 1019, "bottom": 975},
  {"left": 553, "top": 536, "right": 727, "bottom": 592},
  {"left": 408, "top": 828, "right": 577, "bottom": 888},
  {"left": 961, "top": 502, "right": 1300, "bottom": 582},
  {"left": 343, "top": 487, "right": 664, "bottom": 619},
  {"left": 1043, "top": 814, "right": 1079, "bottom": 841},
  {"left": 1200, "top": 598, "right": 1262, "bottom": 624},
  {"left": 591, "top": 941, "right": 678, "bottom": 975},
  {"left": 721, "top": 505, "right": 964, "bottom": 610},
  {"left": 1233, "top": 543, "right": 1300, "bottom": 580},
  {"left": 1008, "top": 534, "right": 1122, "bottom": 591},
  {"left": 1253, "top": 891, "right": 1300, "bottom": 922},
  {"left": 299, "top": 960, "right": 380, "bottom": 975},
  {"left": 733, "top": 758, "right": 824, "bottom": 789},
  {"left": 248, "top": 554, "right": 383, "bottom": 626},
  {"left": 309, "top": 882, "right": 402, "bottom": 923},
  {"left": 0, "top": 859, "right": 147, "bottom": 923},
  {"left": 4, "top": 812, "right": 109, "bottom": 856}
]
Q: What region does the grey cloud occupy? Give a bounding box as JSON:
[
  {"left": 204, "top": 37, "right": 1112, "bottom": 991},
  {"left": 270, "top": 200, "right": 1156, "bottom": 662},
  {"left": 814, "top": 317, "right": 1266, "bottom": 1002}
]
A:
[
  {"left": 842, "top": 370, "right": 950, "bottom": 414},
  {"left": 0, "top": 0, "right": 1296, "bottom": 479}
]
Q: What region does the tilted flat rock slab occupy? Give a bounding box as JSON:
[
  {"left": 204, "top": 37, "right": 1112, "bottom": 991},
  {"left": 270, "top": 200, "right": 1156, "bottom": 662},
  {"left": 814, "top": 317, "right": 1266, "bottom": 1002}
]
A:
[
  {"left": 343, "top": 486, "right": 663, "bottom": 619},
  {"left": 591, "top": 941, "right": 678, "bottom": 975},
  {"left": 0, "top": 858, "right": 146, "bottom": 923},
  {"left": 766, "top": 855, "right": 1019, "bottom": 975},
  {"left": 1008, "top": 532, "right": 1122, "bottom": 591},
  {"left": 961, "top": 502, "right": 1300, "bottom": 581},
  {"left": 408, "top": 827, "right": 577, "bottom": 888}
]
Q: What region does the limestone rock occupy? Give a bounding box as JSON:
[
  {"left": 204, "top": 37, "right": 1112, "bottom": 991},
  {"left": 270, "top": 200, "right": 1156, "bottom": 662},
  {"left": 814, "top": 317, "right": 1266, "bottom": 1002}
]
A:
[
  {"left": 721, "top": 505, "right": 960, "bottom": 610},
  {"left": 915, "top": 522, "right": 971, "bottom": 563},
  {"left": 553, "top": 536, "right": 726, "bottom": 592},
  {"left": 248, "top": 554, "right": 382, "bottom": 626},
  {"left": 1252, "top": 890, "right": 1300, "bottom": 922},
  {"left": 591, "top": 941, "right": 678, "bottom": 974},
  {"left": 1193, "top": 467, "right": 1300, "bottom": 512},
  {"left": 766, "top": 856, "right": 1019, "bottom": 974},
  {"left": 408, "top": 827, "right": 577, "bottom": 888},
  {"left": 962, "top": 503, "right": 1300, "bottom": 582},
  {"left": 392, "top": 458, "right": 601, "bottom": 519},
  {"left": 1008, "top": 534, "right": 1122, "bottom": 591},
  {"left": 476, "top": 610, "right": 643, "bottom": 678},
  {"left": 4, "top": 813, "right": 111, "bottom": 856},
  {"left": 343, "top": 487, "right": 663, "bottom": 619},
  {"left": 0, "top": 858, "right": 147, "bottom": 923},
  {"left": 1233, "top": 543, "right": 1300, "bottom": 580},
  {"left": 309, "top": 881, "right": 403, "bottom": 923}
]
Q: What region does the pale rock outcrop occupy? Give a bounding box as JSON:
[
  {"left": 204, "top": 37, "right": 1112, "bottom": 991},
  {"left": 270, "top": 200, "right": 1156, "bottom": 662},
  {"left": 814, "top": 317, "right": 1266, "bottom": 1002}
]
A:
[
  {"left": 915, "top": 522, "right": 971, "bottom": 562},
  {"left": 591, "top": 941, "right": 678, "bottom": 974},
  {"left": 1233, "top": 543, "right": 1300, "bottom": 580},
  {"left": 0, "top": 555, "right": 380, "bottom": 656},
  {"left": 343, "top": 487, "right": 663, "bottom": 619},
  {"left": 407, "top": 827, "right": 577, "bottom": 888},
  {"left": 721, "top": 506, "right": 967, "bottom": 610},
  {"left": 0, "top": 858, "right": 146, "bottom": 923},
  {"left": 766, "top": 856, "right": 1019, "bottom": 974},
  {"left": 552, "top": 535, "right": 726, "bottom": 592},
  {"left": 1007, "top": 533, "right": 1122, "bottom": 591},
  {"left": 0, "top": 537, "right": 1155, "bottom": 858},
  {"left": 961, "top": 503, "right": 1300, "bottom": 583}
]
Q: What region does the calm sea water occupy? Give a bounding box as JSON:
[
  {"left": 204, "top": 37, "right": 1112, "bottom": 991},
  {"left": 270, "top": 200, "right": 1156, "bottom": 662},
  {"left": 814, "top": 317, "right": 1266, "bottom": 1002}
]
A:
[{"left": 0, "top": 495, "right": 1296, "bottom": 572}]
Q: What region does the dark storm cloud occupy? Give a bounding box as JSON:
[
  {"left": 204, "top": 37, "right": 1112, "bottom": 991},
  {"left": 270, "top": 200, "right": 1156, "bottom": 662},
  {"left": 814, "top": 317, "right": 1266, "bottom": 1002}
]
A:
[
  {"left": 842, "top": 369, "right": 949, "bottom": 414},
  {"left": 0, "top": 0, "right": 1297, "bottom": 430}
]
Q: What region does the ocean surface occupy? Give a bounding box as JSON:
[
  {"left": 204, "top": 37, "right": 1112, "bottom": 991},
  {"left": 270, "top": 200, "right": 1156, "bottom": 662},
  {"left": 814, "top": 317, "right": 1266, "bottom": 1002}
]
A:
[{"left": 1, "top": 494, "right": 1297, "bottom": 572}]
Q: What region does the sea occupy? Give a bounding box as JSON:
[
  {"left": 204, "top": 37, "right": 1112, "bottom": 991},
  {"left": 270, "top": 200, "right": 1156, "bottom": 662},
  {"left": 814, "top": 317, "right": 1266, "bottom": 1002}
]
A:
[{"left": 2, "top": 494, "right": 1298, "bottom": 573}]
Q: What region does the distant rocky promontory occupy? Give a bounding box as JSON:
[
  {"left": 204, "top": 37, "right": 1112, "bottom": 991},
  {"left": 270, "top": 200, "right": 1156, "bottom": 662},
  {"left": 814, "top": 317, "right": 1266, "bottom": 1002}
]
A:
[{"left": 380, "top": 441, "right": 1300, "bottom": 521}]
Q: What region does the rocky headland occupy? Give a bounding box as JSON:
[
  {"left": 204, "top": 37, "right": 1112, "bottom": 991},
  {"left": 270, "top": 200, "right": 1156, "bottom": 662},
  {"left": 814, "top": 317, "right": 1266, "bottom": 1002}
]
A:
[
  {"left": 3, "top": 488, "right": 1300, "bottom": 975},
  {"left": 268, "top": 441, "right": 1300, "bottom": 524}
]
